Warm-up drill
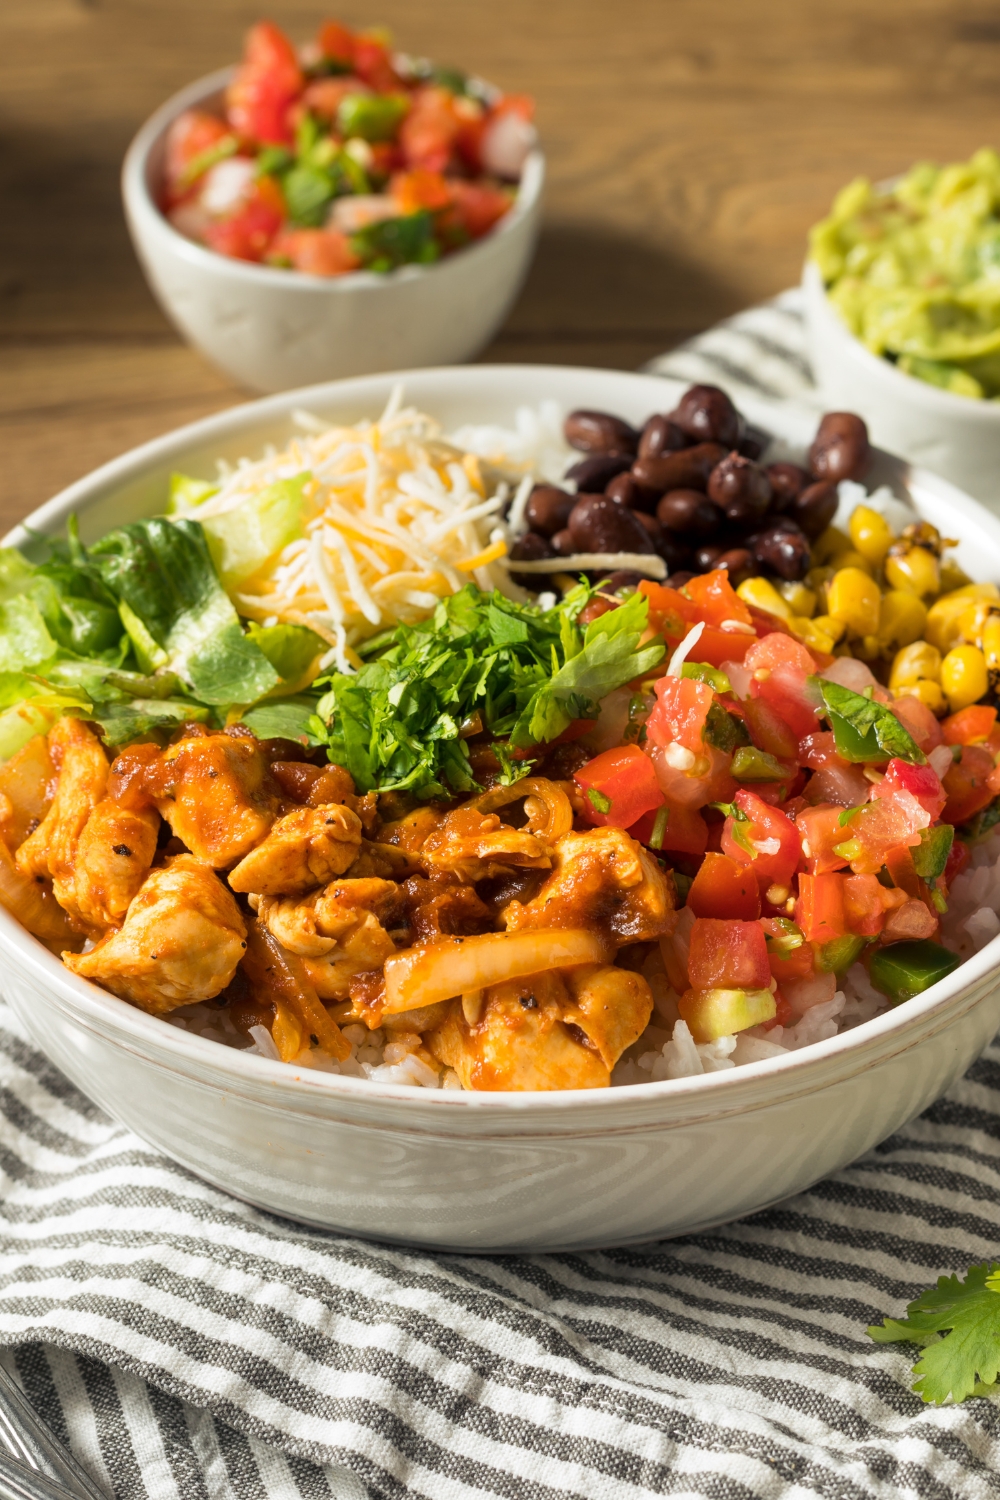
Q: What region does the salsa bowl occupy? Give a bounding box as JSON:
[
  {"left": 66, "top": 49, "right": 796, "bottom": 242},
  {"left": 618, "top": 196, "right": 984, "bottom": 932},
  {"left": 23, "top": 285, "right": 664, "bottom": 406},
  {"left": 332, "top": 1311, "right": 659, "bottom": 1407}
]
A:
[
  {"left": 4, "top": 365, "right": 1000, "bottom": 1252},
  {"left": 122, "top": 69, "right": 544, "bottom": 394}
]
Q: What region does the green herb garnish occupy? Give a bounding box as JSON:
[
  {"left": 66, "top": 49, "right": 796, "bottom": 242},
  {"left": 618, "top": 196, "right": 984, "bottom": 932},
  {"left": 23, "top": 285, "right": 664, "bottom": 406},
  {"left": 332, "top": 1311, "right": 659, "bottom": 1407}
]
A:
[
  {"left": 818, "top": 679, "right": 926, "bottom": 765},
  {"left": 869, "top": 1263, "right": 1000, "bottom": 1404}
]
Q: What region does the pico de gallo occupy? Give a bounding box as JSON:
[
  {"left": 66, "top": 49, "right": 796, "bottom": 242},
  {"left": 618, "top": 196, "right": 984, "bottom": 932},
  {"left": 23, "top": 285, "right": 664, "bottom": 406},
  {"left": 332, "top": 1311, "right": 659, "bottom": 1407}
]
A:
[
  {"left": 567, "top": 564, "right": 997, "bottom": 1038},
  {"left": 161, "top": 18, "right": 535, "bottom": 275}
]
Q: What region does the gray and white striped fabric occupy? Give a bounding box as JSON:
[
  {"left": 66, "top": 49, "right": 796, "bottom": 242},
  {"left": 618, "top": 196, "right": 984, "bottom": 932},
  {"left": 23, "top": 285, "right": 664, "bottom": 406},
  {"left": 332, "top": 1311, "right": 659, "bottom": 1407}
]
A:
[{"left": 3, "top": 296, "right": 1000, "bottom": 1500}]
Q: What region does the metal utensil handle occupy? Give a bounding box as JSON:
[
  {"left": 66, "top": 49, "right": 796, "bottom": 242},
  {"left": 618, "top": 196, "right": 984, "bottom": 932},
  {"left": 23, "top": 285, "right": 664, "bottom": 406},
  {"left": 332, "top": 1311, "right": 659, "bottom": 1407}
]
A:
[
  {"left": 0, "top": 1450, "right": 83, "bottom": 1500},
  {"left": 0, "top": 1368, "right": 105, "bottom": 1500}
]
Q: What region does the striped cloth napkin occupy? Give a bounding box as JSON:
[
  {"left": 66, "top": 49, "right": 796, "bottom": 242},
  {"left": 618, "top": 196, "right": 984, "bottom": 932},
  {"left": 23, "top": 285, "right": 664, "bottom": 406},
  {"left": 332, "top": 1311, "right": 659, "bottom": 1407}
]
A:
[{"left": 2, "top": 292, "right": 1000, "bottom": 1500}]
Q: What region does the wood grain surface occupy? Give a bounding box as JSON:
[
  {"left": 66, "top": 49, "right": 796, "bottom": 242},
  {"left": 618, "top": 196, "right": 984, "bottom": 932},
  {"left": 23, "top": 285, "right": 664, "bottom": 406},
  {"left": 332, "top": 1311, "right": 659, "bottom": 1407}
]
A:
[{"left": 2, "top": 0, "right": 998, "bottom": 527}]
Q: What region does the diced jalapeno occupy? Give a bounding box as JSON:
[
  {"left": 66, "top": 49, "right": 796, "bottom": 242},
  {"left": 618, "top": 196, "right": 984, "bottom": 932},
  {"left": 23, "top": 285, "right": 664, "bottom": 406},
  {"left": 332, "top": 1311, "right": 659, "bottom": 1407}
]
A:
[
  {"left": 912, "top": 823, "right": 955, "bottom": 880},
  {"left": 817, "top": 933, "right": 867, "bottom": 974},
  {"left": 828, "top": 709, "right": 890, "bottom": 764},
  {"left": 869, "top": 939, "right": 960, "bottom": 1005},
  {"left": 730, "top": 744, "right": 787, "bottom": 781},
  {"left": 337, "top": 93, "right": 409, "bottom": 142}
]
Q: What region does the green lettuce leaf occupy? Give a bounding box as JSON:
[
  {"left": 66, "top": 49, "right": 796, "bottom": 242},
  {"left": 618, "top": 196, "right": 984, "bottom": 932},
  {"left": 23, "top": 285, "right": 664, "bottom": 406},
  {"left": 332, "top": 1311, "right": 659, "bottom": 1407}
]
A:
[
  {"left": 246, "top": 621, "right": 325, "bottom": 689},
  {"left": 0, "top": 672, "right": 90, "bottom": 760},
  {"left": 200, "top": 477, "right": 307, "bottom": 590},
  {"left": 241, "top": 697, "right": 319, "bottom": 745},
  {"left": 90, "top": 698, "right": 210, "bottom": 747},
  {"left": 88, "top": 518, "right": 279, "bottom": 706}
]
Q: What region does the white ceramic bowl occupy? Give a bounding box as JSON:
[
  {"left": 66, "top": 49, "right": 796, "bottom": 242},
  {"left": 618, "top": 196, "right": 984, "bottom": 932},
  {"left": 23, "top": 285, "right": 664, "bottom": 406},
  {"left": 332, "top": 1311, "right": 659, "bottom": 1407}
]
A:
[
  {"left": 121, "top": 69, "right": 544, "bottom": 393},
  {"left": 803, "top": 258, "right": 1000, "bottom": 510},
  {"left": 5, "top": 365, "right": 1000, "bottom": 1253}
]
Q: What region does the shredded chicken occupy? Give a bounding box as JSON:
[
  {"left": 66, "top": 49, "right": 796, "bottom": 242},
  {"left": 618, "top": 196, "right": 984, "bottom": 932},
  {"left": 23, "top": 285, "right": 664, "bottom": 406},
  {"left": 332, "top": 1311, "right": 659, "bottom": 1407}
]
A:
[
  {"left": 64, "top": 854, "right": 247, "bottom": 1013},
  {"left": 228, "top": 803, "right": 363, "bottom": 896},
  {"left": 426, "top": 969, "right": 611, "bottom": 1090},
  {"left": 16, "top": 718, "right": 109, "bottom": 918},
  {"left": 129, "top": 731, "right": 279, "bottom": 868},
  {"left": 502, "top": 827, "right": 675, "bottom": 943}
]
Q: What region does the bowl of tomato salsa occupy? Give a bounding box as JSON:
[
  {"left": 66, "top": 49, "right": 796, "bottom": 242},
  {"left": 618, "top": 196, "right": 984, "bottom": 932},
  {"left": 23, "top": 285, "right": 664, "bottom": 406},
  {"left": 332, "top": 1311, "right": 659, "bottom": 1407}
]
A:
[{"left": 122, "top": 19, "right": 544, "bottom": 392}]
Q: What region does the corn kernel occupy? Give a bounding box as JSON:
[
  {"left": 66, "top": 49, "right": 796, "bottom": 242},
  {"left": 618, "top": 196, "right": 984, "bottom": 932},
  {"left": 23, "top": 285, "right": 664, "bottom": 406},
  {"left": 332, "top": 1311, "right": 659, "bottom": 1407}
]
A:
[
  {"left": 890, "top": 641, "right": 942, "bottom": 688},
  {"left": 983, "top": 613, "right": 1000, "bottom": 672},
  {"left": 895, "top": 680, "right": 948, "bottom": 715},
  {"left": 811, "top": 613, "right": 847, "bottom": 643},
  {"left": 958, "top": 598, "right": 996, "bottom": 645},
  {"left": 827, "top": 566, "right": 881, "bottom": 636},
  {"left": 736, "top": 577, "right": 792, "bottom": 620},
  {"left": 877, "top": 590, "right": 928, "bottom": 650},
  {"left": 849, "top": 504, "right": 894, "bottom": 565},
  {"left": 790, "top": 616, "right": 836, "bottom": 654},
  {"left": 855, "top": 634, "right": 882, "bottom": 661},
  {"left": 940, "top": 644, "right": 989, "bottom": 712},
  {"left": 812, "top": 526, "right": 851, "bottom": 566},
  {"left": 777, "top": 580, "right": 817, "bottom": 617},
  {"left": 938, "top": 557, "right": 972, "bottom": 594},
  {"left": 925, "top": 583, "right": 1000, "bottom": 652},
  {"left": 884, "top": 547, "right": 940, "bottom": 597}
]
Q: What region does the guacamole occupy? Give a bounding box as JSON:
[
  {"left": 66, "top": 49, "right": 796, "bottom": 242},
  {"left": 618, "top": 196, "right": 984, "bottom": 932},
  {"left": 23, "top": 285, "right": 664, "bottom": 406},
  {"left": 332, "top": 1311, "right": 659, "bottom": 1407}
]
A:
[{"left": 810, "top": 148, "right": 1000, "bottom": 400}]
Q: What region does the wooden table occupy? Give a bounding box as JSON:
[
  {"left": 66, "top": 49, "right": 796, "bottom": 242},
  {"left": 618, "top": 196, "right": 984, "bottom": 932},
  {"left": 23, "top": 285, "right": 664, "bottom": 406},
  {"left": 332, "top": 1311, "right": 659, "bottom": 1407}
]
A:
[{"left": 2, "top": 0, "right": 996, "bottom": 530}]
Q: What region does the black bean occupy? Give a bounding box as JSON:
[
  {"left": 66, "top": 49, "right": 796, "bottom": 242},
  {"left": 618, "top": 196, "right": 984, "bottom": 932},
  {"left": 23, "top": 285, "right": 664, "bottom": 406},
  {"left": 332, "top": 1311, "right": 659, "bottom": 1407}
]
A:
[
  {"left": 713, "top": 547, "right": 757, "bottom": 582},
  {"left": 665, "top": 570, "right": 695, "bottom": 589},
  {"left": 766, "top": 462, "right": 811, "bottom": 510},
  {"left": 631, "top": 442, "right": 726, "bottom": 500},
  {"left": 568, "top": 493, "right": 656, "bottom": 555},
  {"left": 693, "top": 544, "right": 724, "bottom": 571},
  {"left": 565, "top": 453, "right": 632, "bottom": 492},
  {"left": 656, "top": 488, "right": 725, "bottom": 541},
  {"left": 707, "top": 453, "right": 773, "bottom": 526},
  {"left": 789, "top": 479, "right": 839, "bottom": 540},
  {"left": 637, "top": 414, "right": 687, "bottom": 461},
  {"left": 551, "top": 528, "right": 575, "bottom": 556},
  {"left": 738, "top": 424, "right": 770, "bottom": 461},
  {"left": 605, "top": 472, "right": 642, "bottom": 508},
  {"left": 749, "top": 525, "right": 810, "bottom": 581},
  {"left": 564, "top": 409, "right": 640, "bottom": 455},
  {"left": 673, "top": 384, "right": 741, "bottom": 447},
  {"left": 808, "top": 411, "right": 871, "bottom": 483},
  {"left": 596, "top": 570, "right": 644, "bottom": 595},
  {"left": 509, "top": 531, "right": 556, "bottom": 587},
  {"left": 524, "top": 484, "right": 575, "bottom": 538}
]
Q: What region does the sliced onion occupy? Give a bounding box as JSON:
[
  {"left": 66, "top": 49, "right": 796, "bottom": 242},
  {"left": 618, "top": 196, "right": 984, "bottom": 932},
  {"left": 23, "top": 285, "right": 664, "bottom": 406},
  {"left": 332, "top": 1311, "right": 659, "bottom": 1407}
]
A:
[
  {"left": 499, "top": 553, "right": 667, "bottom": 579},
  {"left": 383, "top": 928, "right": 608, "bottom": 1014},
  {"left": 0, "top": 837, "right": 79, "bottom": 952},
  {"left": 666, "top": 622, "right": 705, "bottom": 677},
  {"left": 472, "top": 777, "right": 573, "bottom": 841}
]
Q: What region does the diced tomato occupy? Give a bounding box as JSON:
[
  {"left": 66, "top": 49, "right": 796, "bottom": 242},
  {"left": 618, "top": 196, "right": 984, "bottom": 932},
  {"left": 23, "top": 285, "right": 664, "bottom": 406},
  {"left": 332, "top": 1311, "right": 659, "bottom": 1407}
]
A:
[
  {"left": 890, "top": 694, "right": 944, "bottom": 754},
  {"left": 844, "top": 873, "right": 891, "bottom": 936},
  {"left": 768, "top": 988, "right": 798, "bottom": 1028},
  {"left": 492, "top": 93, "right": 536, "bottom": 122},
  {"left": 164, "top": 110, "right": 232, "bottom": 195},
  {"left": 794, "top": 872, "right": 846, "bottom": 944},
  {"left": 629, "top": 802, "right": 708, "bottom": 855},
  {"left": 742, "top": 696, "right": 799, "bottom": 760},
  {"left": 799, "top": 730, "right": 871, "bottom": 807},
  {"left": 447, "top": 180, "right": 513, "bottom": 239},
  {"left": 352, "top": 34, "right": 402, "bottom": 91},
  {"left": 391, "top": 168, "right": 454, "bottom": 213},
  {"left": 944, "top": 838, "right": 971, "bottom": 886},
  {"left": 687, "top": 851, "right": 761, "bottom": 920},
  {"left": 767, "top": 941, "right": 816, "bottom": 984},
  {"left": 872, "top": 758, "right": 946, "bottom": 820},
  {"left": 317, "top": 20, "right": 356, "bottom": 65},
  {"left": 721, "top": 789, "right": 799, "bottom": 892},
  {"left": 268, "top": 228, "right": 360, "bottom": 276},
  {"left": 942, "top": 744, "right": 996, "bottom": 825},
  {"left": 574, "top": 745, "right": 665, "bottom": 829},
  {"left": 648, "top": 741, "right": 736, "bottom": 811},
  {"left": 204, "top": 178, "right": 285, "bottom": 261},
  {"left": 638, "top": 574, "right": 757, "bottom": 667},
  {"left": 647, "top": 676, "right": 713, "bottom": 754},
  {"left": 688, "top": 917, "right": 770, "bottom": 991},
  {"left": 836, "top": 791, "right": 930, "bottom": 874},
  {"left": 795, "top": 803, "right": 851, "bottom": 875},
  {"left": 744, "top": 632, "right": 822, "bottom": 741},
  {"left": 884, "top": 844, "right": 922, "bottom": 898},
  {"left": 226, "top": 22, "right": 303, "bottom": 146},
  {"left": 943, "top": 704, "right": 998, "bottom": 747},
  {"left": 399, "top": 86, "right": 461, "bottom": 172},
  {"left": 301, "top": 76, "right": 362, "bottom": 121}
]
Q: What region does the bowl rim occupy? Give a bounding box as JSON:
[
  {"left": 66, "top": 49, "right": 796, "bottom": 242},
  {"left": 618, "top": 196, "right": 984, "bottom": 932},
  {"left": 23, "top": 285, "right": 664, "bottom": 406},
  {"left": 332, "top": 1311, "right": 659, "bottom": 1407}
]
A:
[
  {"left": 121, "top": 63, "right": 546, "bottom": 295},
  {"left": 801, "top": 257, "right": 1000, "bottom": 423},
  {"left": 7, "top": 360, "right": 1000, "bottom": 1114}
]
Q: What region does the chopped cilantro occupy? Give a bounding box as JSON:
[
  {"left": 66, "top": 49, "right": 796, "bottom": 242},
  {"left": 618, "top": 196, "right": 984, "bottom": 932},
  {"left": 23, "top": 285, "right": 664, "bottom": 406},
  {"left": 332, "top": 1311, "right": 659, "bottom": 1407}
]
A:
[
  {"left": 311, "top": 583, "right": 664, "bottom": 798},
  {"left": 649, "top": 804, "right": 669, "bottom": 850},
  {"left": 818, "top": 679, "right": 926, "bottom": 765}
]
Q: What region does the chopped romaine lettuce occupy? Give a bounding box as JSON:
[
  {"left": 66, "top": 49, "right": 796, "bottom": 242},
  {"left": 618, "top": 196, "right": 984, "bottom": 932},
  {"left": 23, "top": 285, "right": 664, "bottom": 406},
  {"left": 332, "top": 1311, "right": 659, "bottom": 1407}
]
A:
[{"left": 200, "top": 477, "right": 307, "bottom": 590}]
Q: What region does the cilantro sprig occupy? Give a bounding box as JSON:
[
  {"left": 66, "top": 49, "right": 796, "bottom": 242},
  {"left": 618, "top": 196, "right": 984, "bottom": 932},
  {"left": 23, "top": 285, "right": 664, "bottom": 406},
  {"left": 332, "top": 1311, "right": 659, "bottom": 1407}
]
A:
[
  {"left": 310, "top": 583, "right": 664, "bottom": 798},
  {"left": 869, "top": 1263, "right": 1000, "bottom": 1403}
]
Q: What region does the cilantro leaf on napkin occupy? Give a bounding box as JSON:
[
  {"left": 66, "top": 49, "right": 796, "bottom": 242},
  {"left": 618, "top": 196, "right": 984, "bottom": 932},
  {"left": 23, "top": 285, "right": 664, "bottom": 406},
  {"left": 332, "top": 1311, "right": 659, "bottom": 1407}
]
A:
[
  {"left": 868, "top": 1263, "right": 1000, "bottom": 1403},
  {"left": 312, "top": 584, "right": 664, "bottom": 798}
]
